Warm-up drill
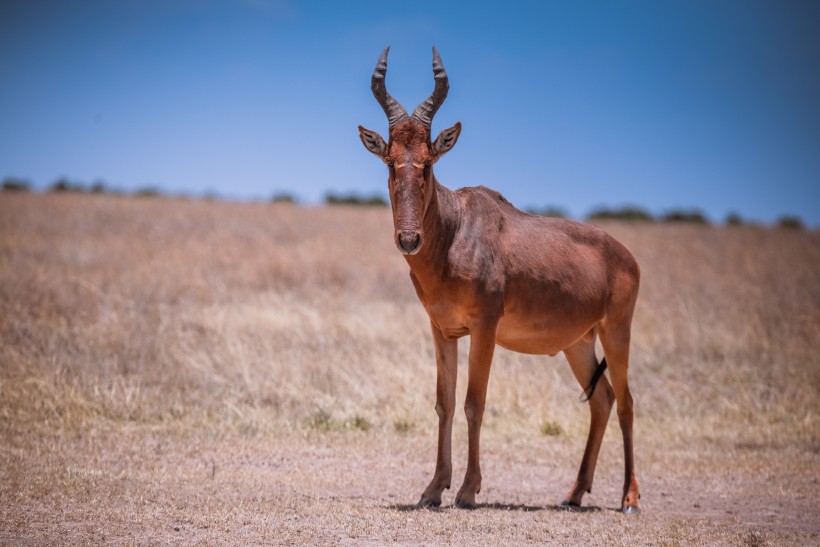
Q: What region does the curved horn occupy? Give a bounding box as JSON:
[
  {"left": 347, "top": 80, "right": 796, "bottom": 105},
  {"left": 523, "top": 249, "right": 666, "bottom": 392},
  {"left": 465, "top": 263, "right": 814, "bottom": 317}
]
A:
[
  {"left": 412, "top": 46, "right": 449, "bottom": 128},
  {"left": 371, "top": 46, "right": 408, "bottom": 127}
]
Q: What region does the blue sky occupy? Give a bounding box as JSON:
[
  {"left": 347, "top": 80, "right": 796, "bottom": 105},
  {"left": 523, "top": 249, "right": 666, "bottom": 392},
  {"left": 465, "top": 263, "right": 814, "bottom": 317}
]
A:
[{"left": 1, "top": 0, "right": 818, "bottom": 224}]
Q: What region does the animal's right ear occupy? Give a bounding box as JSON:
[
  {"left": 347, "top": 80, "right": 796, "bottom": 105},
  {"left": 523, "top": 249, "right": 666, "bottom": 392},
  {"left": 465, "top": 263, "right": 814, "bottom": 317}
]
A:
[{"left": 358, "top": 126, "right": 387, "bottom": 158}]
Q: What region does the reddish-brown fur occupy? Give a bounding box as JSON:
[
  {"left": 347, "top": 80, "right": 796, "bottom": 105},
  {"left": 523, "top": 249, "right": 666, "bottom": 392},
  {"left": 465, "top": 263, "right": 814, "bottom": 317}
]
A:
[{"left": 359, "top": 50, "right": 641, "bottom": 513}]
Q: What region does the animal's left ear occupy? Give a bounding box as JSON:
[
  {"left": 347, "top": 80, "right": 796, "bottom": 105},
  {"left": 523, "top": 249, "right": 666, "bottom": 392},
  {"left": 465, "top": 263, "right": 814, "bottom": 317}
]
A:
[
  {"left": 358, "top": 125, "right": 388, "bottom": 158},
  {"left": 432, "top": 122, "right": 461, "bottom": 160}
]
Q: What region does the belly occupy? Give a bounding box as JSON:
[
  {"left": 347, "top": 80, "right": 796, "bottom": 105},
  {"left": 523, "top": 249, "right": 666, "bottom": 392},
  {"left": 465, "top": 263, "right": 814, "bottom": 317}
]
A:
[{"left": 495, "top": 313, "right": 598, "bottom": 356}]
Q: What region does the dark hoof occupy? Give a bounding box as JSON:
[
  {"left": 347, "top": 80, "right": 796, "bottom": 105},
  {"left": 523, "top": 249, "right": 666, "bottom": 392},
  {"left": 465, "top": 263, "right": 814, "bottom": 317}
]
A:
[
  {"left": 622, "top": 505, "right": 641, "bottom": 515},
  {"left": 561, "top": 499, "right": 582, "bottom": 511},
  {"left": 455, "top": 498, "right": 477, "bottom": 510},
  {"left": 417, "top": 497, "right": 441, "bottom": 508}
]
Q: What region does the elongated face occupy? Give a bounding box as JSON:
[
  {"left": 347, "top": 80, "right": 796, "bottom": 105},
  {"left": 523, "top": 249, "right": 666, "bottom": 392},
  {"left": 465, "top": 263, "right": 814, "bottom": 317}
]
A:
[
  {"left": 383, "top": 118, "right": 433, "bottom": 255},
  {"left": 359, "top": 119, "right": 461, "bottom": 255}
]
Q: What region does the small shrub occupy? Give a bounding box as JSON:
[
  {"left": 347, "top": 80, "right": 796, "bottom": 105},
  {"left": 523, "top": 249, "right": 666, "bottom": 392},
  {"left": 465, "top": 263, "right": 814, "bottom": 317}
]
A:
[
  {"left": 307, "top": 411, "right": 372, "bottom": 432},
  {"left": 776, "top": 215, "right": 803, "bottom": 230},
  {"left": 2, "top": 177, "right": 31, "bottom": 192},
  {"left": 308, "top": 409, "right": 335, "bottom": 432},
  {"left": 725, "top": 212, "right": 743, "bottom": 226},
  {"left": 540, "top": 420, "right": 563, "bottom": 437},
  {"left": 89, "top": 180, "right": 107, "bottom": 194},
  {"left": 393, "top": 419, "right": 414, "bottom": 434},
  {"left": 348, "top": 415, "right": 372, "bottom": 432},
  {"left": 742, "top": 531, "right": 767, "bottom": 547},
  {"left": 133, "top": 187, "right": 161, "bottom": 198},
  {"left": 661, "top": 209, "right": 710, "bottom": 225},
  {"left": 272, "top": 192, "right": 297, "bottom": 204}
]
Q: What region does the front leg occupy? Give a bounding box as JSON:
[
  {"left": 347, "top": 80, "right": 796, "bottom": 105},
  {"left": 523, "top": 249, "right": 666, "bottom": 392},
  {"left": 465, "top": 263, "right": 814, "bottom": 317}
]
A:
[
  {"left": 419, "top": 322, "right": 458, "bottom": 507},
  {"left": 455, "top": 320, "right": 497, "bottom": 508}
]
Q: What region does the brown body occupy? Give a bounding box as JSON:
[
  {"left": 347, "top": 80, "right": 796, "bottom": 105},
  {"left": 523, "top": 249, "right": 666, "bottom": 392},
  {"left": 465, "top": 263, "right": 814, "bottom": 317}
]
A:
[{"left": 359, "top": 48, "right": 641, "bottom": 513}]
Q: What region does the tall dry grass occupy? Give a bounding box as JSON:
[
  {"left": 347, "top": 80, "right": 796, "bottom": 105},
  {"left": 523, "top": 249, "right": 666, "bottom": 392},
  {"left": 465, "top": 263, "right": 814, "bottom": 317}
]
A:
[{"left": 0, "top": 192, "right": 817, "bottom": 451}]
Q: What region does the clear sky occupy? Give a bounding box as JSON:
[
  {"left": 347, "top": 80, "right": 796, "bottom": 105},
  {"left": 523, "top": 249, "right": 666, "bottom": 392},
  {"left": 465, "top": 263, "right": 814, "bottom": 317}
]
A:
[{"left": 1, "top": 0, "right": 818, "bottom": 224}]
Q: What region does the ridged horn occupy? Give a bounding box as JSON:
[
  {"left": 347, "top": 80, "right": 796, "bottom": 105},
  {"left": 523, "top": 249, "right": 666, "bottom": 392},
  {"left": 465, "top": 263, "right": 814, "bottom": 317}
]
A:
[
  {"left": 371, "top": 46, "right": 408, "bottom": 127},
  {"left": 412, "top": 46, "right": 449, "bottom": 128}
]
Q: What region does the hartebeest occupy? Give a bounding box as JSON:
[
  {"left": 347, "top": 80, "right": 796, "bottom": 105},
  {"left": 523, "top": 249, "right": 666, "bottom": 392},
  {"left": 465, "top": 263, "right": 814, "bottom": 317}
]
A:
[{"left": 358, "top": 47, "right": 641, "bottom": 514}]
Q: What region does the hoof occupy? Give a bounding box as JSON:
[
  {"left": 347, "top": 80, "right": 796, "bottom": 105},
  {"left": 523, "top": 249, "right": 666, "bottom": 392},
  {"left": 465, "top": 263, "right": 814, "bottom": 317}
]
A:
[
  {"left": 621, "top": 505, "right": 641, "bottom": 515},
  {"left": 417, "top": 497, "right": 441, "bottom": 508},
  {"left": 561, "top": 499, "right": 582, "bottom": 511},
  {"left": 454, "top": 498, "right": 477, "bottom": 510}
]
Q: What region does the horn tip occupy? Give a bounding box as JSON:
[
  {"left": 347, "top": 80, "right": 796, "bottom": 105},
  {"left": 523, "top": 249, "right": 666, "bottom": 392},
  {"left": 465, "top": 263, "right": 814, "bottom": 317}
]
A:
[{"left": 431, "top": 46, "right": 444, "bottom": 71}]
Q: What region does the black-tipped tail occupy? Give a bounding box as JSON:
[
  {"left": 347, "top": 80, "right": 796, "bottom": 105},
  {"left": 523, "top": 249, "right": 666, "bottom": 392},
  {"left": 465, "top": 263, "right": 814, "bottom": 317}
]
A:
[{"left": 579, "top": 358, "right": 608, "bottom": 403}]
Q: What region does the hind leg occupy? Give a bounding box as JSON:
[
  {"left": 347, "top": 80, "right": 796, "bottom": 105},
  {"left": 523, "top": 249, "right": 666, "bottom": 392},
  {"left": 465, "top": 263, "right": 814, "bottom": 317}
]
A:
[
  {"left": 599, "top": 321, "right": 640, "bottom": 514},
  {"left": 561, "top": 335, "right": 614, "bottom": 507}
]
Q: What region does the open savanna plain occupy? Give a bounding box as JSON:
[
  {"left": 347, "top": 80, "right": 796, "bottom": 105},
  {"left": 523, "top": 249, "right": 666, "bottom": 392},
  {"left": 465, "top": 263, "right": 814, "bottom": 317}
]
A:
[{"left": 1, "top": 192, "right": 818, "bottom": 545}]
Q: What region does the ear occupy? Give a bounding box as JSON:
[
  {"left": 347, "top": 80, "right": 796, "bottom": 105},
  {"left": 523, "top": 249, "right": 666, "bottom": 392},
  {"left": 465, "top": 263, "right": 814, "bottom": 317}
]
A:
[
  {"left": 358, "top": 125, "right": 387, "bottom": 158},
  {"left": 432, "top": 122, "right": 461, "bottom": 160}
]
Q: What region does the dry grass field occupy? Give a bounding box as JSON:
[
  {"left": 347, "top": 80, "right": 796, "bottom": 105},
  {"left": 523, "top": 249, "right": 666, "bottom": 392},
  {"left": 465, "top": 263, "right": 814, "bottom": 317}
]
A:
[{"left": 1, "top": 192, "right": 818, "bottom": 545}]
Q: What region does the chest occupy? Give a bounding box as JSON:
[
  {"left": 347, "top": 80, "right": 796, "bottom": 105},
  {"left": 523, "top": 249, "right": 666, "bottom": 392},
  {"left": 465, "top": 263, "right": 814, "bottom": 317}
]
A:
[{"left": 408, "top": 268, "right": 499, "bottom": 339}]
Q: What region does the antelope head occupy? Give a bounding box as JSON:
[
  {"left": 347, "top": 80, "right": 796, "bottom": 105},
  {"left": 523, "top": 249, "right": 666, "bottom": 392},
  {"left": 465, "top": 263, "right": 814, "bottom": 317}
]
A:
[{"left": 359, "top": 47, "right": 462, "bottom": 255}]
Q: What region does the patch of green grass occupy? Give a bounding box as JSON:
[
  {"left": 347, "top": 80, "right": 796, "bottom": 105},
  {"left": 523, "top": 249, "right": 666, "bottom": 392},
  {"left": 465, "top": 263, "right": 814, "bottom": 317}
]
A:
[
  {"left": 308, "top": 409, "right": 335, "bottom": 432},
  {"left": 393, "top": 419, "right": 414, "bottom": 434},
  {"left": 308, "top": 411, "right": 372, "bottom": 432},
  {"left": 540, "top": 420, "right": 563, "bottom": 437},
  {"left": 347, "top": 415, "right": 371, "bottom": 432}
]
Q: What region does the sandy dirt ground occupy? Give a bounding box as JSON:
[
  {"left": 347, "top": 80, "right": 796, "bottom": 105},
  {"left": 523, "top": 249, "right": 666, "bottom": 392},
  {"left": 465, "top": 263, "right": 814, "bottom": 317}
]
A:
[{"left": 2, "top": 425, "right": 817, "bottom": 546}]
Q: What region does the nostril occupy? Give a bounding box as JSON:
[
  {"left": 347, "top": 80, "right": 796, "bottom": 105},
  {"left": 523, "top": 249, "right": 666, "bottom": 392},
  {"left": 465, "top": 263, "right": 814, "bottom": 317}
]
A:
[
  {"left": 398, "top": 232, "right": 422, "bottom": 253},
  {"left": 400, "top": 234, "right": 419, "bottom": 251}
]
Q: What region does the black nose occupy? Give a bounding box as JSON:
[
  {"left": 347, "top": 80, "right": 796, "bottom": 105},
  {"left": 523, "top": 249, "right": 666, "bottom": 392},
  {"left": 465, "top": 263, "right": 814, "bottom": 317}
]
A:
[{"left": 397, "top": 231, "right": 422, "bottom": 254}]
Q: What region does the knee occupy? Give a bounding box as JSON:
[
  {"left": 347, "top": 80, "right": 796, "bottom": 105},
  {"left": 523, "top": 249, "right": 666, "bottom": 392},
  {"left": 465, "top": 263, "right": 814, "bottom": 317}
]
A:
[
  {"left": 435, "top": 402, "right": 452, "bottom": 420},
  {"left": 616, "top": 393, "right": 634, "bottom": 421},
  {"left": 597, "top": 381, "right": 615, "bottom": 407},
  {"left": 590, "top": 384, "right": 615, "bottom": 415},
  {"left": 463, "top": 399, "right": 484, "bottom": 424}
]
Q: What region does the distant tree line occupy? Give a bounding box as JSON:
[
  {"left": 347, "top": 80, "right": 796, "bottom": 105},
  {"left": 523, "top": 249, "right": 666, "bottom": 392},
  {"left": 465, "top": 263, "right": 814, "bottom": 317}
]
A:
[
  {"left": 529, "top": 203, "right": 806, "bottom": 229},
  {"left": 0, "top": 176, "right": 161, "bottom": 197},
  {"left": 586, "top": 206, "right": 712, "bottom": 224},
  {"left": 586, "top": 206, "right": 655, "bottom": 222},
  {"left": 271, "top": 191, "right": 390, "bottom": 207},
  {"left": 1, "top": 176, "right": 807, "bottom": 229},
  {"left": 324, "top": 191, "right": 387, "bottom": 207},
  {"left": 525, "top": 206, "right": 569, "bottom": 218}
]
